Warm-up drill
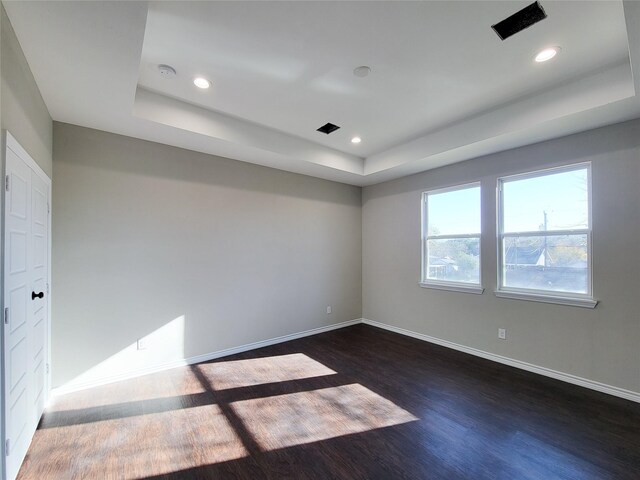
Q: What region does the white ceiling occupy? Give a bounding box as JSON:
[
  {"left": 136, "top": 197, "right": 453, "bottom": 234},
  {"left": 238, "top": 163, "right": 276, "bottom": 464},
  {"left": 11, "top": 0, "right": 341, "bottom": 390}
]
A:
[{"left": 4, "top": 1, "right": 640, "bottom": 186}]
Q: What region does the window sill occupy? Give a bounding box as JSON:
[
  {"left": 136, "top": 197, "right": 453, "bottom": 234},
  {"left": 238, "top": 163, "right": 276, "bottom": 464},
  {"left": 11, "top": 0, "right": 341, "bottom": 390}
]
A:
[
  {"left": 419, "top": 282, "right": 484, "bottom": 295},
  {"left": 494, "top": 290, "right": 598, "bottom": 308}
]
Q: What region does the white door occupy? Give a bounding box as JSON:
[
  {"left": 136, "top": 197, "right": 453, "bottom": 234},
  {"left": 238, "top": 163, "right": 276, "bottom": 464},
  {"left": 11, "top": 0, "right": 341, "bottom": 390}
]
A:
[{"left": 3, "top": 132, "right": 50, "bottom": 480}]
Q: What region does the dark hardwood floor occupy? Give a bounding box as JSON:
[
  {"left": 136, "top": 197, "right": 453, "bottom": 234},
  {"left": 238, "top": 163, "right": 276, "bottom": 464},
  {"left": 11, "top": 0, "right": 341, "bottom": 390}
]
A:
[{"left": 18, "top": 324, "right": 640, "bottom": 479}]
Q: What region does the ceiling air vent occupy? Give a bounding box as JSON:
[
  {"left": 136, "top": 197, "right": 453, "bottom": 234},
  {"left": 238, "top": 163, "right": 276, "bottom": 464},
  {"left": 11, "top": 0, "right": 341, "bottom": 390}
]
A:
[
  {"left": 316, "top": 123, "right": 341, "bottom": 135},
  {"left": 492, "top": 1, "right": 547, "bottom": 41}
]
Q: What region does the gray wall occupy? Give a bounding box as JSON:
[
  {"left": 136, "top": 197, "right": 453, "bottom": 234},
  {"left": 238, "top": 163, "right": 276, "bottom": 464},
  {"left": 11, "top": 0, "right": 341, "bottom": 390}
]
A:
[
  {"left": 52, "top": 123, "right": 362, "bottom": 388},
  {"left": 1, "top": 4, "right": 52, "bottom": 177},
  {"left": 363, "top": 119, "right": 640, "bottom": 394}
]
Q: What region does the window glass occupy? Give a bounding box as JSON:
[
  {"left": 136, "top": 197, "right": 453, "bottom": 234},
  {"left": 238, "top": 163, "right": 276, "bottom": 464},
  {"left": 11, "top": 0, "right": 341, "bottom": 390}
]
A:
[
  {"left": 503, "top": 168, "right": 588, "bottom": 233},
  {"left": 427, "top": 238, "right": 481, "bottom": 284},
  {"left": 427, "top": 187, "right": 481, "bottom": 236},
  {"left": 502, "top": 234, "right": 588, "bottom": 294},
  {"left": 423, "top": 184, "right": 481, "bottom": 287},
  {"left": 499, "top": 165, "right": 591, "bottom": 297}
]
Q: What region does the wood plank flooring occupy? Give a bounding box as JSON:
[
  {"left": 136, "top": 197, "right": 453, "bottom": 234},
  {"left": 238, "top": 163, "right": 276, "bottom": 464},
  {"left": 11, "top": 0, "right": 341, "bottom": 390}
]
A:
[{"left": 17, "top": 324, "right": 640, "bottom": 479}]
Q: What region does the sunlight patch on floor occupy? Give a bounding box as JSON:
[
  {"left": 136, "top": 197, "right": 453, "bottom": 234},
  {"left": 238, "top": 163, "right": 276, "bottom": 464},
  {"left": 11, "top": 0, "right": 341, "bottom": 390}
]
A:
[
  {"left": 23, "top": 404, "right": 247, "bottom": 478},
  {"left": 50, "top": 365, "right": 208, "bottom": 412},
  {"left": 196, "top": 353, "right": 336, "bottom": 391},
  {"left": 230, "top": 383, "right": 418, "bottom": 451}
]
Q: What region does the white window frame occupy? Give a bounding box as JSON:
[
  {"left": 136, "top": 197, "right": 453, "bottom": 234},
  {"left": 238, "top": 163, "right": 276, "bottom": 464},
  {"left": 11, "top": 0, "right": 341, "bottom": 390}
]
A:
[
  {"left": 496, "top": 163, "right": 597, "bottom": 308},
  {"left": 420, "top": 182, "right": 483, "bottom": 295}
]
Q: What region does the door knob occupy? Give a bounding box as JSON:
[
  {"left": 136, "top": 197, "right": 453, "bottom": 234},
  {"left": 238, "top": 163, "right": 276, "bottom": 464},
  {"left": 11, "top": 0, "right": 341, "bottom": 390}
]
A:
[{"left": 32, "top": 291, "right": 44, "bottom": 300}]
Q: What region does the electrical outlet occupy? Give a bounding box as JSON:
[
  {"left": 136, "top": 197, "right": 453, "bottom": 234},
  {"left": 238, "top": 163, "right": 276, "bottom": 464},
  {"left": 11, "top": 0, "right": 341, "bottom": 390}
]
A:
[
  {"left": 498, "top": 328, "right": 506, "bottom": 340},
  {"left": 137, "top": 338, "right": 148, "bottom": 350},
  {"left": 326, "top": 306, "right": 332, "bottom": 314}
]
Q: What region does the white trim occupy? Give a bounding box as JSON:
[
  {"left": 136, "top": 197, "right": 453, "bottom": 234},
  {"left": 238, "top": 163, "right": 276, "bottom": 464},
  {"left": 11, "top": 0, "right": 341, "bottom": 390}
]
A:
[
  {"left": 6, "top": 131, "right": 55, "bottom": 405},
  {"left": 426, "top": 233, "right": 481, "bottom": 240},
  {"left": 49, "top": 315, "right": 637, "bottom": 404},
  {"left": 494, "top": 290, "right": 598, "bottom": 308},
  {"left": 502, "top": 229, "right": 589, "bottom": 238},
  {"left": 419, "top": 282, "right": 484, "bottom": 295},
  {"left": 422, "top": 181, "right": 481, "bottom": 197},
  {"left": 51, "top": 318, "right": 362, "bottom": 396},
  {"left": 498, "top": 161, "right": 592, "bottom": 184},
  {"left": 5, "top": 132, "right": 50, "bottom": 187},
  {"left": 421, "top": 182, "right": 482, "bottom": 287},
  {"left": 2, "top": 131, "right": 53, "bottom": 480},
  {"left": 361, "top": 318, "right": 640, "bottom": 404},
  {"left": 497, "top": 162, "right": 593, "bottom": 299}
]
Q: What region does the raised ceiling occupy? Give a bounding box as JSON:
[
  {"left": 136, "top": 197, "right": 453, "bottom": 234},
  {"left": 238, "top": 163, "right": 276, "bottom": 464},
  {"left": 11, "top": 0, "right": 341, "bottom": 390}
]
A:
[{"left": 5, "top": 1, "right": 640, "bottom": 186}]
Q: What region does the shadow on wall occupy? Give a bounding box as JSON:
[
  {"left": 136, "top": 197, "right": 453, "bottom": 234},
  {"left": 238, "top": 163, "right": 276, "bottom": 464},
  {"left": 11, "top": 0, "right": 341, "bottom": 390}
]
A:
[
  {"left": 52, "top": 122, "right": 364, "bottom": 390},
  {"left": 362, "top": 118, "right": 640, "bottom": 201},
  {"left": 53, "top": 122, "right": 362, "bottom": 206}
]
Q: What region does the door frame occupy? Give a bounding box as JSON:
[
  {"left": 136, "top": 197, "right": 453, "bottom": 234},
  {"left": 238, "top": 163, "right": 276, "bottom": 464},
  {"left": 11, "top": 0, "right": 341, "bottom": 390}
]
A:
[{"left": 1, "top": 130, "right": 52, "bottom": 480}]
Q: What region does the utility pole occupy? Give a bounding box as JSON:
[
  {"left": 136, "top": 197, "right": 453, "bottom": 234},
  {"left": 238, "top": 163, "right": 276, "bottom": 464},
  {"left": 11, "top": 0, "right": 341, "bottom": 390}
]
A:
[{"left": 543, "top": 210, "right": 548, "bottom": 267}]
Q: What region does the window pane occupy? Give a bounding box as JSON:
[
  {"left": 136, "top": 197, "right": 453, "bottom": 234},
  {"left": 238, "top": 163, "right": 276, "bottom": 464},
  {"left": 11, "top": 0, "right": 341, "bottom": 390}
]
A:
[
  {"left": 502, "top": 234, "right": 588, "bottom": 294},
  {"left": 427, "top": 186, "right": 480, "bottom": 236},
  {"left": 503, "top": 168, "right": 588, "bottom": 233},
  {"left": 427, "top": 238, "right": 480, "bottom": 284}
]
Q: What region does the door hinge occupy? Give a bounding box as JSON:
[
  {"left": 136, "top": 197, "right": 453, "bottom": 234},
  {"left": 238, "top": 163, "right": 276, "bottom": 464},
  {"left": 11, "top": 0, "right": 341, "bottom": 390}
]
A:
[
  {"left": 5, "top": 438, "right": 9, "bottom": 456},
  {"left": 5, "top": 175, "right": 9, "bottom": 192},
  {"left": 47, "top": 202, "right": 50, "bottom": 214},
  {"left": 46, "top": 363, "right": 50, "bottom": 375},
  {"left": 3, "top": 307, "right": 8, "bottom": 325},
  {"left": 46, "top": 283, "right": 50, "bottom": 294}
]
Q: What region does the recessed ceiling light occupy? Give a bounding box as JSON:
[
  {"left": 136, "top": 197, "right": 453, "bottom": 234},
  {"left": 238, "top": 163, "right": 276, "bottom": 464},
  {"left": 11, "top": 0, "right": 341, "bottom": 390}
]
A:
[
  {"left": 351, "top": 136, "right": 362, "bottom": 144},
  {"left": 194, "top": 77, "right": 211, "bottom": 89},
  {"left": 535, "top": 47, "right": 560, "bottom": 63}
]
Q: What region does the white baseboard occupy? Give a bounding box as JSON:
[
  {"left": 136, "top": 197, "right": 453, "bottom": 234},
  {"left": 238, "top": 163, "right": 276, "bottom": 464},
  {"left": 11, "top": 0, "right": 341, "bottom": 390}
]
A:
[
  {"left": 362, "top": 318, "right": 640, "bottom": 404},
  {"left": 52, "top": 317, "right": 640, "bottom": 404},
  {"left": 52, "top": 318, "right": 362, "bottom": 396}
]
